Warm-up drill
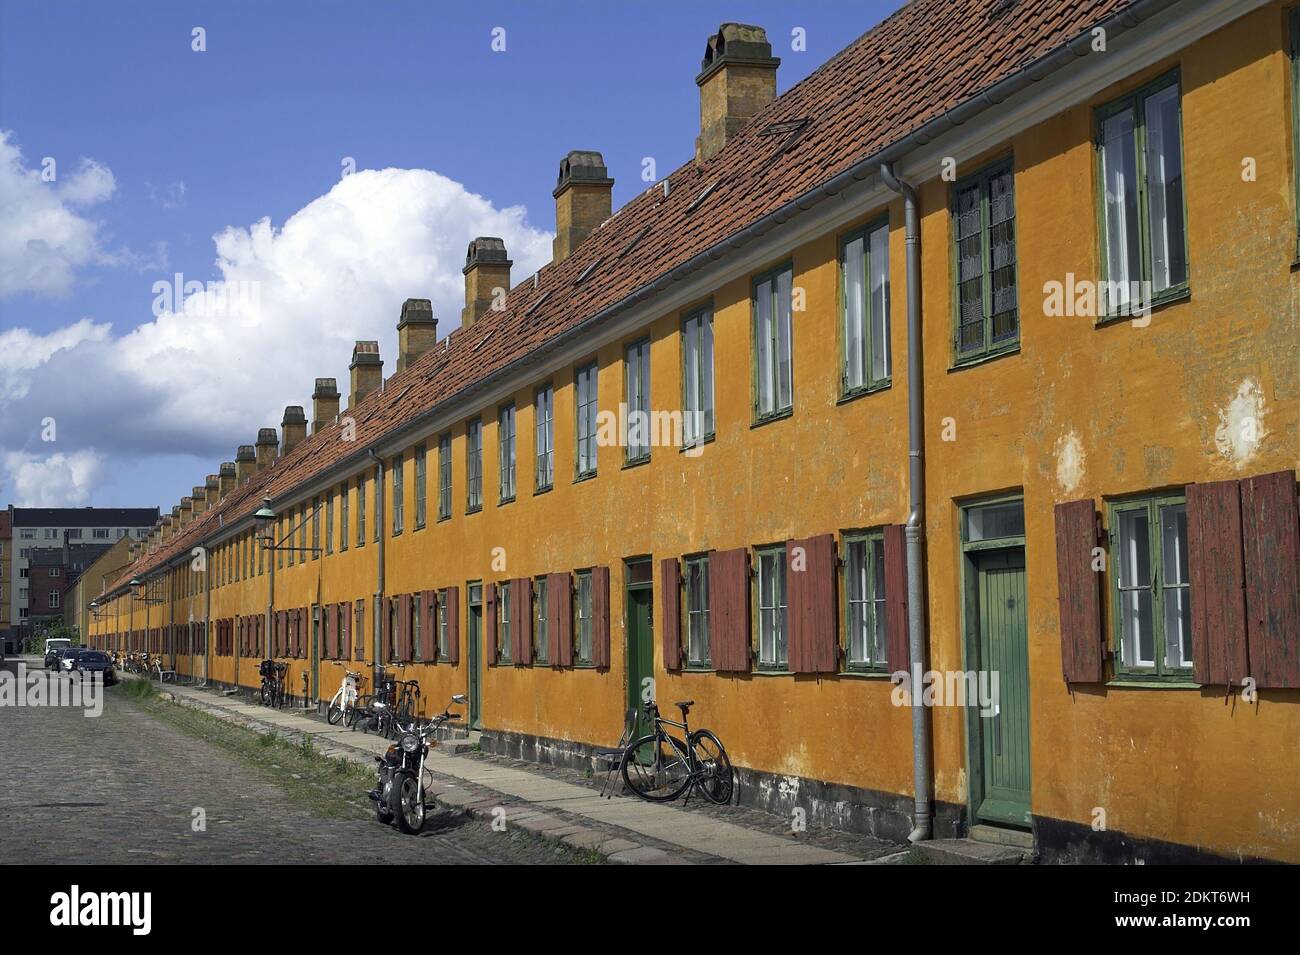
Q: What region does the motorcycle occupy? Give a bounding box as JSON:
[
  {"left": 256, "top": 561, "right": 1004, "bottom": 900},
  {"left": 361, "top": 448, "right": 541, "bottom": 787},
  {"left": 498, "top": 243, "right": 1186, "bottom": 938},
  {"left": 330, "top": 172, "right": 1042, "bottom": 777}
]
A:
[{"left": 370, "top": 694, "right": 466, "bottom": 834}]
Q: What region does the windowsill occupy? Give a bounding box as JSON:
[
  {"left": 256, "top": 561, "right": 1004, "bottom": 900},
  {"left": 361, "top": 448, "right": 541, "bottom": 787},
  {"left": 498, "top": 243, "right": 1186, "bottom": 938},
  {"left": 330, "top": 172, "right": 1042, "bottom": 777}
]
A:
[
  {"left": 750, "top": 407, "right": 793, "bottom": 430},
  {"left": 949, "top": 343, "right": 1020, "bottom": 372},
  {"left": 533, "top": 484, "right": 553, "bottom": 497},
  {"left": 840, "top": 668, "right": 893, "bottom": 679},
  {"left": 436, "top": 515, "right": 451, "bottom": 524},
  {"left": 683, "top": 665, "right": 715, "bottom": 674},
  {"left": 622, "top": 455, "right": 650, "bottom": 471},
  {"left": 1107, "top": 676, "right": 1198, "bottom": 689},
  {"left": 1094, "top": 285, "right": 1191, "bottom": 327},
  {"left": 465, "top": 505, "right": 482, "bottom": 516},
  {"left": 391, "top": 530, "right": 402, "bottom": 538},
  {"left": 754, "top": 666, "right": 790, "bottom": 676},
  {"left": 678, "top": 434, "right": 715, "bottom": 454},
  {"left": 499, "top": 495, "right": 516, "bottom": 507},
  {"left": 837, "top": 380, "right": 891, "bottom": 405},
  {"left": 413, "top": 521, "right": 425, "bottom": 532},
  {"left": 572, "top": 662, "right": 596, "bottom": 670},
  {"left": 573, "top": 471, "right": 598, "bottom": 485}
]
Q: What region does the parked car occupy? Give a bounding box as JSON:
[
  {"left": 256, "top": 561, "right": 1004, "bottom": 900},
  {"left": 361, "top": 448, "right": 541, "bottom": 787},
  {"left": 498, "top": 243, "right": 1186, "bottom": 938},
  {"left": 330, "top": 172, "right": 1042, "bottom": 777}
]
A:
[
  {"left": 58, "top": 647, "right": 90, "bottom": 672},
  {"left": 44, "top": 638, "right": 72, "bottom": 668},
  {"left": 72, "top": 650, "right": 117, "bottom": 685}
]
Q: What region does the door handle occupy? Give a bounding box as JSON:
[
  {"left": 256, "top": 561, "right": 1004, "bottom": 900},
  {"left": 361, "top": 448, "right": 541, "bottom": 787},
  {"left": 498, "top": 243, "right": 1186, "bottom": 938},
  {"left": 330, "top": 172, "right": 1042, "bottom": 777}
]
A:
[{"left": 992, "top": 703, "right": 1001, "bottom": 758}]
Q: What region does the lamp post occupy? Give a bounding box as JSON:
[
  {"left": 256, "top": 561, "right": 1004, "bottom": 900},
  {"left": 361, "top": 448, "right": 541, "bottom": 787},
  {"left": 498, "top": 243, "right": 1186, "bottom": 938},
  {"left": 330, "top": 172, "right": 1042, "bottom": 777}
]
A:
[
  {"left": 254, "top": 497, "right": 321, "bottom": 701},
  {"left": 130, "top": 576, "right": 163, "bottom": 663}
]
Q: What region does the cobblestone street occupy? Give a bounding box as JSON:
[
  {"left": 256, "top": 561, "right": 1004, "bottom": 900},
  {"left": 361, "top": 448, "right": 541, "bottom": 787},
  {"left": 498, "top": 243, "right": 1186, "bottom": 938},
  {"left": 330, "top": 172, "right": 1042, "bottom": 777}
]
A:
[{"left": 0, "top": 661, "right": 594, "bottom": 864}]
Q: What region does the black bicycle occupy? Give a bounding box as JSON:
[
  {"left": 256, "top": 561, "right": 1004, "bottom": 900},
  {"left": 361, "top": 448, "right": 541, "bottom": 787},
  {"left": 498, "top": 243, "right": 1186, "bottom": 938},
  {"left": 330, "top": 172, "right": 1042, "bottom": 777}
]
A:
[
  {"left": 258, "top": 659, "right": 287, "bottom": 708},
  {"left": 620, "top": 700, "right": 733, "bottom": 804}
]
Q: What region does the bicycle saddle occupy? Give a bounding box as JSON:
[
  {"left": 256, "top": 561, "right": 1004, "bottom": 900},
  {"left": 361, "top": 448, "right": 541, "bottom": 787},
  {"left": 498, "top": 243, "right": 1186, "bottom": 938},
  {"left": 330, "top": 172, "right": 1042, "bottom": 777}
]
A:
[{"left": 675, "top": 700, "right": 694, "bottom": 711}]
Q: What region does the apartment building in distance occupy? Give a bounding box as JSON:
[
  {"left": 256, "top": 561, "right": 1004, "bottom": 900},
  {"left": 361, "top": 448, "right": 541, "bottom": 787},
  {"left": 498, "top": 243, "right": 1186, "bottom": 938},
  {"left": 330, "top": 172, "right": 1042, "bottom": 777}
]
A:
[
  {"left": 89, "top": 0, "right": 1299, "bottom": 863},
  {"left": 0, "top": 510, "right": 11, "bottom": 653}
]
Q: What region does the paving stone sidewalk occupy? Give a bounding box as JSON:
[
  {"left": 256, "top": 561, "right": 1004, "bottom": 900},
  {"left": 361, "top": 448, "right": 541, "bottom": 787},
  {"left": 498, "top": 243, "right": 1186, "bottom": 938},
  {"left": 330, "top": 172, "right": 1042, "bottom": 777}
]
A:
[{"left": 157, "top": 681, "right": 904, "bottom": 865}]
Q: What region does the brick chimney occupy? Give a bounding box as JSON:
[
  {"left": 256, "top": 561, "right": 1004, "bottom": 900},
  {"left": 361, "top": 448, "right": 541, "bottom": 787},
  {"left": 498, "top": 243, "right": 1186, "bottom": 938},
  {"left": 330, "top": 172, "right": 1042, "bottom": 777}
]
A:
[
  {"left": 397, "top": 299, "right": 437, "bottom": 372},
  {"left": 178, "top": 497, "right": 193, "bottom": 527},
  {"left": 234, "top": 446, "right": 256, "bottom": 483},
  {"left": 348, "top": 341, "right": 383, "bottom": 408},
  {"left": 255, "top": 428, "right": 278, "bottom": 470},
  {"left": 553, "top": 151, "right": 613, "bottom": 262},
  {"left": 461, "top": 238, "right": 511, "bottom": 329},
  {"left": 695, "top": 23, "right": 780, "bottom": 163},
  {"left": 192, "top": 486, "right": 209, "bottom": 516},
  {"left": 312, "top": 378, "right": 340, "bottom": 433},
  {"left": 204, "top": 474, "right": 220, "bottom": 507},
  {"left": 218, "top": 462, "right": 237, "bottom": 498},
  {"left": 281, "top": 406, "right": 307, "bottom": 455}
]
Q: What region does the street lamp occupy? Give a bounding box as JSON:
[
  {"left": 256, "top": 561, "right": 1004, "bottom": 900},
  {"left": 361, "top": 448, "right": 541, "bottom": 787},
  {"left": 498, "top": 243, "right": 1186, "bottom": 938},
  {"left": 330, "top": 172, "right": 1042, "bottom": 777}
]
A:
[{"left": 254, "top": 497, "right": 321, "bottom": 701}]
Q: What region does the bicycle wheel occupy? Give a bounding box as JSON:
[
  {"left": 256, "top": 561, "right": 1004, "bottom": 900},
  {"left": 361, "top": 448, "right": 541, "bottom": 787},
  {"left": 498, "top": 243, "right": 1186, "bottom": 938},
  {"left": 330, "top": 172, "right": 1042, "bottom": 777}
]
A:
[
  {"left": 689, "top": 730, "right": 734, "bottom": 804},
  {"left": 327, "top": 689, "right": 344, "bottom": 725},
  {"left": 621, "top": 734, "right": 692, "bottom": 802}
]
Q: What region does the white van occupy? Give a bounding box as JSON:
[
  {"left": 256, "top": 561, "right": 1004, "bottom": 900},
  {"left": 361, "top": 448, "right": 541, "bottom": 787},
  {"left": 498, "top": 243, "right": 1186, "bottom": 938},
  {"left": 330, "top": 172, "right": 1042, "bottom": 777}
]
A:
[{"left": 44, "top": 637, "right": 72, "bottom": 667}]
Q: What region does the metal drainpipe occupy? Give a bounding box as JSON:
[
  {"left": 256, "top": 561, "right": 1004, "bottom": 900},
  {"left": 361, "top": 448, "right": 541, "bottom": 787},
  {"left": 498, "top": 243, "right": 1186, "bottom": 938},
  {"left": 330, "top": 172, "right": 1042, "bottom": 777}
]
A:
[
  {"left": 202, "top": 542, "right": 212, "bottom": 689},
  {"left": 366, "top": 449, "right": 385, "bottom": 691},
  {"left": 880, "top": 161, "right": 933, "bottom": 843}
]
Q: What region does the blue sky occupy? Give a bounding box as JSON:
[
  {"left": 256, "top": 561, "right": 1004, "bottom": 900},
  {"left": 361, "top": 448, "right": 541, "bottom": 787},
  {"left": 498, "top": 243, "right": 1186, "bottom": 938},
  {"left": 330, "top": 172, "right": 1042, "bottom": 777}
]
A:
[{"left": 0, "top": 0, "right": 905, "bottom": 510}]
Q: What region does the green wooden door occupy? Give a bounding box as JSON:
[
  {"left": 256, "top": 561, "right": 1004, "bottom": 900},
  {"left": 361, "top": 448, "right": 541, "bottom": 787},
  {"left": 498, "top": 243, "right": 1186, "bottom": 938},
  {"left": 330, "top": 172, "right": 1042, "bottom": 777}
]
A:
[
  {"left": 310, "top": 606, "right": 320, "bottom": 702},
  {"left": 975, "top": 549, "right": 1031, "bottom": 827},
  {"left": 467, "top": 585, "right": 483, "bottom": 729},
  {"left": 626, "top": 586, "right": 654, "bottom": 740}
]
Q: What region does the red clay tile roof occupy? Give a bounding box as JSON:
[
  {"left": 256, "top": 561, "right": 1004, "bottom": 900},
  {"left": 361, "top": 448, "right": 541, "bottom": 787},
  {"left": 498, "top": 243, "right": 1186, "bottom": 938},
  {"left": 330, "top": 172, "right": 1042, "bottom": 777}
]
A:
[{"left": 111, "top": 0, "right": 1140, "bottom": 592}]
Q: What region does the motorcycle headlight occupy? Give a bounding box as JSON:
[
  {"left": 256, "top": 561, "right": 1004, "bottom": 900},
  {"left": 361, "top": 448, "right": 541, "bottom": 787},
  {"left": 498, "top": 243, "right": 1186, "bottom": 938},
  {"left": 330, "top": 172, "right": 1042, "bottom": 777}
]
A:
[{"left": 400, "top": 733, "right": 420, "bottom": 754}]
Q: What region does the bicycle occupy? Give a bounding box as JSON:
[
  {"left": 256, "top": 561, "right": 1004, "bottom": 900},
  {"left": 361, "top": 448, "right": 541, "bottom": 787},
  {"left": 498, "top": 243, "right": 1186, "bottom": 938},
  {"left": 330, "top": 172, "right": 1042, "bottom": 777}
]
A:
[
  {"left": 620, "top": 700, "right": 734, "bottom": 805},
  {"left": 326, "top": 662, "right": 364, "bottom": 725},
  {"left": 258, "top": 659, "right": 287, "bottom": 708},
  {"left": 349, "top": 663, "right": 401, "bottom": 736}
]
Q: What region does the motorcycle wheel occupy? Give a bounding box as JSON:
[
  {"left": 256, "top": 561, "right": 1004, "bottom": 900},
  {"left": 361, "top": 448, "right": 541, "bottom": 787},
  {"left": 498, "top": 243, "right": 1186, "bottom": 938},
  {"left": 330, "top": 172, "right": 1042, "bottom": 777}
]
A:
[{"left": 389, "top": 771, "right": 424, "bottom": 835}]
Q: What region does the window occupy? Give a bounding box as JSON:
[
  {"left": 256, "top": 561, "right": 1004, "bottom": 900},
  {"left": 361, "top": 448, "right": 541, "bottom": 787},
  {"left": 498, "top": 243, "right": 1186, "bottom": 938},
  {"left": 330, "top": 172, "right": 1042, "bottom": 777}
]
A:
[
  {"left": 299, "top": 504, "right": 307, "bottom": 557},
  {"left": 685, "top": 556, "right": 710, "bottom": 668},
  {"left": 49, "top": 567, "right": 59, "bottom": 577},
  {"left": 1110, "top": 495, "right": 1191, "bottom": 679},
  {"left": 498, "top": 404, "right": 516, "bottom": 502},
  {"left": 391, "top": 453, "right": 404, "bottom": 535},
  {"left": 533, "top": 576, "right": 548, "bottom": 664},
  {"left": 373, "top": 468, "right": 381, "bottom": 542},
  {"left": 19, "top": 529, "right": 33, "bottom": 539},
  {"left": 354, "top": 599, "right": 366, "bottom": 661},
  {"left": 356, "top": 475, "right": 366, "bottom": 547},
  {"left": 624, "top": 339, "right": 651, "bottom": 463},
  {"left": 340, "top": 483, "right": 349, "bottom": 551},
  {"left": 681, "top": 306, "right": 715, "bottom": 446},
  {"left": 535, "top": 386, "right": 554, "bottom": 490},
  {"left": 50, "top": 590, "right": 60, "bottom": 609},
  {"left": 436, "top": 589, "right": 449, "bottom": 659},
  {"left": 412, "top": 593, "right": 423, "bottom": 662},
  {"left": 93, "top": 528, "right": 109, "bottom": 539},
  {"left": 575, "top": 570, "right": 593, "bottom": 664},
  {"left": 953, "top": 161, "right": 1018, "bottom": 361},
  {"left": 1096, "top": 73, "right": 1187, "bottom": 316},
  {"left": 67, "top": 529, "right": 81, "bottom": 539},
  {"left": 1292, "top": 8, "right": 1300, "bottom": 256},
  {"left": 844, "top": 534, "right": 886, "bottom": 670},
  {"left": 287, "top": 516, "right": 295, "bottom": 567},
  {"left": 757, "top": 548, "right": 788, "bottom": 669},
  {"left": 466, "top": 420, "right": 483, "bottom": 512},
  {"left": 753, "top": 264, "right": 793, "bottom": 419},
  {"left": 841, "top": 220, "right": 891, "bottom": 392},
  {"left": 575, "top": 363, "right": 598, "bottom": 478},
  {"left": 311, "top": 500, "right": 319, "bottom": 559},
  {"left": 437, "top": 433, "right": 452, "bottom": 519},
  {"left": 414, "top": 444, "right": 426, "bottom": 528},
  {"left": 388, "top": 600, "right": 399, "bottom": 662},
  {"left": 497, "top": 581, "right": 512, "bottom": 664}
]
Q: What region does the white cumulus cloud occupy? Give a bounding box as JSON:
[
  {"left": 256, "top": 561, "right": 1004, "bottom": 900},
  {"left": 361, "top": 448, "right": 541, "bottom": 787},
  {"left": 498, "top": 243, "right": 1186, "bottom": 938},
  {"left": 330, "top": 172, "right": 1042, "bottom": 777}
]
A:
[{"left": 2, "top": 450, "right": 104, "bottom": 506}]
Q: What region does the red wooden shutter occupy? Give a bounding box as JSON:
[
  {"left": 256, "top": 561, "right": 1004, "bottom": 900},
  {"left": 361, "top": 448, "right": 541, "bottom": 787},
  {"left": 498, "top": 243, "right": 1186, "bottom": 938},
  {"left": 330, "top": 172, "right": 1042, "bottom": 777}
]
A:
[
  {"left": 1241, "top": 470, "right": 1300, "bottom": 688},
  {"left": 274, "top": 610, "right": 284, "bottom": 657},
  {"left": 340, "top": 600, "right": 352, "bottom": 661},
  {"left": 420, "top": 590, "right": 436, "bottom": 662},
  {"left": 513, "top": 579, "right": 533, "bottom": 666},
  {"left": 1187, "top": 480, "right": 1248, "bottom": 685},
  {"left": 592, "top": 566, "right": 611, "bottom": 668},
  {"left": 485, "top": 584, "right": 498, "bottom": 666},
  {"left": 548, "top": 572, "right": 572, "bottom": 667},
  {"left": 787, "top": 534, "right": 838, "bottom": 674},
  {"left": 660, "top": 558, "right": 682, "bottom": 671},
  {"left": 1054, "top": 500, "right": 1104, "bottom": 683},
  {"left": 883, "top": 525, "right": 910, "bottom": 676},
  {"left": 380, "top": 597, "right": 391, "bottom": 662},
  {"left": 444, "top": 587, "right": 460, "bottom": 664},
  {"left": 709, "top": 548, "right": 751, "bottom": 672}
]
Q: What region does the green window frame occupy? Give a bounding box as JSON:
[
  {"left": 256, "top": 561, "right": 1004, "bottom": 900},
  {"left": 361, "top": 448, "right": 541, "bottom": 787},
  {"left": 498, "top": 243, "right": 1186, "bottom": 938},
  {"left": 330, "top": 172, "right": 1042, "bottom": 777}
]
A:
[
  {"left": 574, "top": 569, "right": 593, "bottom": 665},
  {"left": 466, "top": 419, "right": 483, "bottom": 512},
  {"left": 437, "top": 433, "right": 452, "bottom": 519},
  {"left": 755, "top": 546, "right": 788, "bottom": 671},
  {"left": 414, "top": 443, "right": 426, "bottom": 528},
  {"left": 391, "top": 453, "right": 404, "bottom": 535},
  {"left": 1108, "top": 493, "right": 1193, "bottom": 682},
  {"left": 497, "top": 580, "right": 512, "bottom": 664},
  {"left": 299, "top": 504, "right": 308, "bottom": 558},
  {"left": 681, "top": 305, "right": 715, "bottom": 446},
  {"left": 339, "top": 482, "right": 348, "bottom": 552},
  {"left": 951, "top": 158, "right": 1019, "bottom": 363},
  {"left": 684, "top": 555, "right": 710, "bottom": 669},
  {"left": 624, "top": 338, "right": 651, "bottom": 464},
  {"left": 373, "top": 467, "right": 381, "bottom": 542},
  {"left": 842, "top": 532, "right": 887, "bottom": 672},
  {"left": 356, "top": 474, "right": 366, "bottom": 548},
  {"left": 575, "top": 363, "right": 598, "bottom": 478},
  {"left": 498, "top": 403, "right": 516, "bottom": 502},
  {"left": 535, "top": 385, "right": 554, "bottom": 491},
  {"left": 325, "top": 490, "right": 333, "bottom": 555},
  {"left": 533, "top": 575, "right": 549, "bottom": 664},
  {"left": 751, "top": 262, "right": 794, "bottom": 421},
  {"left": 436, "top": 589, "right": 448, "bottom": 660},
  {"left": 839, "top": 218, "right": 891, "bottom": 395},
  {"left": 1094, "top": 71, "right": 1189, "bottom": 318}
]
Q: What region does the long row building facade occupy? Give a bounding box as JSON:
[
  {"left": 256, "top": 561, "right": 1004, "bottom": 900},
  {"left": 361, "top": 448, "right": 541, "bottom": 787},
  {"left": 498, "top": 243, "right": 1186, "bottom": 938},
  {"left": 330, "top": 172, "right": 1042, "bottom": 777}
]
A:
[{"left": 89, "top": 0, "right": 1299, "bottom": 863}]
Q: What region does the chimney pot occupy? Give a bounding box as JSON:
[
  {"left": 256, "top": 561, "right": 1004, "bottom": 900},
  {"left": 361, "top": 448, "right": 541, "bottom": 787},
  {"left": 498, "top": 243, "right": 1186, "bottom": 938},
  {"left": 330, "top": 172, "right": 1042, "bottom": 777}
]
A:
[
  {"left": 552, "top": 150, "right": 614, "bottom": 262},
  {"left": 218, "top": 462, "right": 237, "bottom": 498},
  {"left": 348, "top": 341, "right": 383, "bottom": 408},
  {"left": 280, "top": 405, "right": 308, "bottom": 455},
  {"left": 695, "top": 23, "right": 779, "bottom": 162},
  {"left": 396, "top": 299, "right": 438, "bottom": 372},
  {"left": 312, "top": 378, "right": 341, "bottom": 433},
  {"left": 461, "top": 238, "right": 512, "bottom": 329}
]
